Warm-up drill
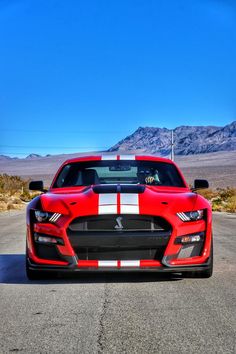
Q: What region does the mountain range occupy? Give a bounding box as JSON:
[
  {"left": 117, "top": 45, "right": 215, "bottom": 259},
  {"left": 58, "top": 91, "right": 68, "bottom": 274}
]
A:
[
  {"left": 0, "top": 153, "right": 51, "bottom": 160},
  {"left": 1, "top": 121, "right": 235, "bottom": 160},
  {"left": 108, "top": 121, "right": 236, "bottom": 155}
]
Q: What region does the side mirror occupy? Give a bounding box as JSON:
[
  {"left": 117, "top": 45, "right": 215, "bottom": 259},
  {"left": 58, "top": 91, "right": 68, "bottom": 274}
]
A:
[
  {"left": 29, "top": 180, "right": 44, "bottom": 192},
  {"left": 192, "top": 179, "right": 209, "bottom": 191}
]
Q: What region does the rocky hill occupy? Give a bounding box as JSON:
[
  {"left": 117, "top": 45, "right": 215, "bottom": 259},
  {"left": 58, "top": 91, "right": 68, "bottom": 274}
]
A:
[
  {"left": 0, "top": 155, "right": 19, "bottom": 160},
  {"left": 108, "top": 121, "right": 236, "bottom": 155}
]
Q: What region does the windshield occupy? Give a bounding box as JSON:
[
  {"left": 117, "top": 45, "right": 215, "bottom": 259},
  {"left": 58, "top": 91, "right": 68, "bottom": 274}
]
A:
[{"left": 53, "top": 160, "right": 185, "bottom": 188}]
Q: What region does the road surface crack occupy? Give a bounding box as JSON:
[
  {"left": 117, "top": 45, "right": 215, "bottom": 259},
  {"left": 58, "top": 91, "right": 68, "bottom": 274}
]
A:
[{"left": 97, "top": 284, "right": 109, "bottom": 354}]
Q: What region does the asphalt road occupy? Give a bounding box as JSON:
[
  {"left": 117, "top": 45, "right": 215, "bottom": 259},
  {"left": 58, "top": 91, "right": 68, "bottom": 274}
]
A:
[{"left": 0, "top": 210, "right": 235, "bottom": 354}]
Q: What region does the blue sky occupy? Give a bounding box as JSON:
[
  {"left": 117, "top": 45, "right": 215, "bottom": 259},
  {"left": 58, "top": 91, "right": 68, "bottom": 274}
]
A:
[{"left": 0, "top": 0, "right": 236, "bottom": 157}]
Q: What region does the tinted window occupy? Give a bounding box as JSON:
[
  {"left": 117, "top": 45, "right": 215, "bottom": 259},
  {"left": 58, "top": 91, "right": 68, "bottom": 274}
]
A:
[{"left": 53, "top": 160, "right": 185, "bottom": 188}]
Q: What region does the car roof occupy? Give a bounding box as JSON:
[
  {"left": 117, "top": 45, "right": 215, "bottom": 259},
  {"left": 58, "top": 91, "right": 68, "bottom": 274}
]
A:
[{"left": 63, "top": 155, "right": 174, "bottom": 165}]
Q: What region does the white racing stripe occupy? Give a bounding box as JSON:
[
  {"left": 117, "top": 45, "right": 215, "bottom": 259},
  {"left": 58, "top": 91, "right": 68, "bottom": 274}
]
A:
[
  {"left": 120, "top": 260, "right": 140, "bottom": 267},
  {"left": 120, "top": 193, "right": 139, "bottom": 205},
  {"left": 98, "top": 261, "right": 118, "bottom": 267},
  {"left": 120, "top": 193, "right": 139, "bottom": 214},
  {"left": 99, "top": 194, "right": 117, "bottom": 205},
  {"left": 98, "top": 205, "right": 117, "bottom": 214},
  {"left": 120, "top": 205, "right": 139, "bottom": 214},
  {"left": 102, "top": 155, "right": 136, "bottom": 160},
  {"left": 98, "top": 193, "right": 117, "bottom": 214},
  {"left": 119, "top": 155, "right": 135, "bottom": 160},
  {"left": 98, "top": 181, "right": 140, "bottom": 215},
  {"left": 101, "top": 155, "right": 117, "bottom": 160}
]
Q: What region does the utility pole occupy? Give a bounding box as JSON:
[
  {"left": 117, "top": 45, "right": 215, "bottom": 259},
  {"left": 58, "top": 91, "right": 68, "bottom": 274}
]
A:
[{"left": 170, "top": 130, "right": 174, "bottom": 161}]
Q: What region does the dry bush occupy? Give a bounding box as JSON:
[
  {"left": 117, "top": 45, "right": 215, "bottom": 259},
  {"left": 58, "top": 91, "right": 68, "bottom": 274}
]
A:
[
  {"left": 20, "top": 190, "right": 41, "bottom": 202},
  {"left": 0, "top": 174, "right": 28, "bottom": 195},
  {"left": 0, "top": 174, "right": 41, "bottom": 211},
  {"left": 217, "top": 187, "right": 236, "bottom": 200},
  {"left": 226, "top": 195, "right": 236, "bottom": 213},
  {"left": 199, "top": 187, "right": 236, "bottom": 213},
  {"left": 0, "top": 195, "right": 24, "bottom": 211},
  {"left": 0, "top": 194, "right": 8, "bottom": 203},
  {"left": 198, "top": 188, "right": 218, "bottom": 200},
  {"left": 20, "top": 190, "right": 32, "bottom": 202}
]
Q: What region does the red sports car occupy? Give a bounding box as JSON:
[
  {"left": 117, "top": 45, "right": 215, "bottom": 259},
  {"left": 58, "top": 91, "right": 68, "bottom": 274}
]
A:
[{"left": 26, "top": 155, "right": 213, "bottom": 279}]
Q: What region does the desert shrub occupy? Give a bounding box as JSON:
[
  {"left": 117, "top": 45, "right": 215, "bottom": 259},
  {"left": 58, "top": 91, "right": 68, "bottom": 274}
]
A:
[
  {"left": 0, "top": 194, "right": 8, "bottom": 203},
  {"left": 20, "top": 190, "right": 41, "bottom": 202},
  {"left": 0, "top": 174, "right": 41, "bottom": 210},
  {"left": 217, "top": 187, "right": 236, "bottom": 201},
  {"left": 20, "top": 190, "right": 31, "bottom": 202},
  {"left": 198, "top": 188, "right": 218, "bottom": 200},
  {"left": 0, "top": 174, "right": 29, "bottom": 195},
  {"left": 199, "top": 187, "right": 236, "bottom": 213},
  {"left": 7, "top": 201, "right": 18, "bottom": 210},
  {"left": 225, "top": 195, "right": 236, "bottom": 213},
  {"left": 11, "top": 197, "right": 22, "bottom": 204}
]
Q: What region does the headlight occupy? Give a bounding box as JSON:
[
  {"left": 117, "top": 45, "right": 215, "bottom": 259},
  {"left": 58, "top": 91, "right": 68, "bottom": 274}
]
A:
[
  {"left": 177, "top": 210, "right": 204, "bottom": 222},
  {"left": 34, "top": 210, "right": 61, "bottom": 223}
]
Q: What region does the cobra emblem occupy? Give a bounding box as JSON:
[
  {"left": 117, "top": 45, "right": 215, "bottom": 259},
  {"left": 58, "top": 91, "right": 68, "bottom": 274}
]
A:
[{"left": 115, "top": 216, "right": 124, "bottom": 230}]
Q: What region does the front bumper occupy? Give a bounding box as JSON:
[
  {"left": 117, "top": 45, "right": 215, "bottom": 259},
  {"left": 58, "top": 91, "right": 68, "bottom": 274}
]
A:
[
  {"left": 27, "top": 212, "right": 212, "bottom": 272},
  {"left": 27, "top": 255, "right": 212, "bottom": 273}
]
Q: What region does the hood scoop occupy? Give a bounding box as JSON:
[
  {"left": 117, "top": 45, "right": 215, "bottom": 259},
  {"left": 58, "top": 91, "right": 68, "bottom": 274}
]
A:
[{"left": 93, "top": 185, "right": 145, "bottom": 194}]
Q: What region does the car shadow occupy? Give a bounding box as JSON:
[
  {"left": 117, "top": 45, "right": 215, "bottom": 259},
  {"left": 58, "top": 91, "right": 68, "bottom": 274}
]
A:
[{"left": 0, "top": 254, "right": 183, "bottom": 284}]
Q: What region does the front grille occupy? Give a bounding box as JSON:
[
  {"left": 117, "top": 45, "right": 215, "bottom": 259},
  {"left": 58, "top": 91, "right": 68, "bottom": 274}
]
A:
[
  {"left": 68, "top": 214, "right": 171, "bottom": 232},
  {"left": 67, "top": 215, "right": 172, "bottom": 261}
]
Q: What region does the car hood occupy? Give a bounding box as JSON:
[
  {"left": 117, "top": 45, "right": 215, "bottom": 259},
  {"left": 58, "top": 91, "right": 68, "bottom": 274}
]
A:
[{"left": 39, "top": 185, "right": 209, "bottom": 218}]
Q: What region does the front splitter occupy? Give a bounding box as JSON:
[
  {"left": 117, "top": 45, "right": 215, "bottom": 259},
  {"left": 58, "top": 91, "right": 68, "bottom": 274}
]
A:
[{"left": 27, "top": 257, "right": 211, "bottom": 273}]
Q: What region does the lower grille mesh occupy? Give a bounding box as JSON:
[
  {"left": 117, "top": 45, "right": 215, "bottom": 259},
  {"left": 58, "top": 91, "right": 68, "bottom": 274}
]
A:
[{"left": 71, "top": 246, "right": 167, "bottom": 261}]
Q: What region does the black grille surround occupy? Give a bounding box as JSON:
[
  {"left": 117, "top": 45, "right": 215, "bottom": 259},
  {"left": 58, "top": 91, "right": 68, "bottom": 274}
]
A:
[{"left": 67, "top": 215, "right": 172, "bottom": 261}]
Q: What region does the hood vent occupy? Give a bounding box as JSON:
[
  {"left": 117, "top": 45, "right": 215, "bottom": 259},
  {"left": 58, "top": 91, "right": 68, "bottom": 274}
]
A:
[{"left": 93, "top": 185, "right": 145, "bottom": 194}]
